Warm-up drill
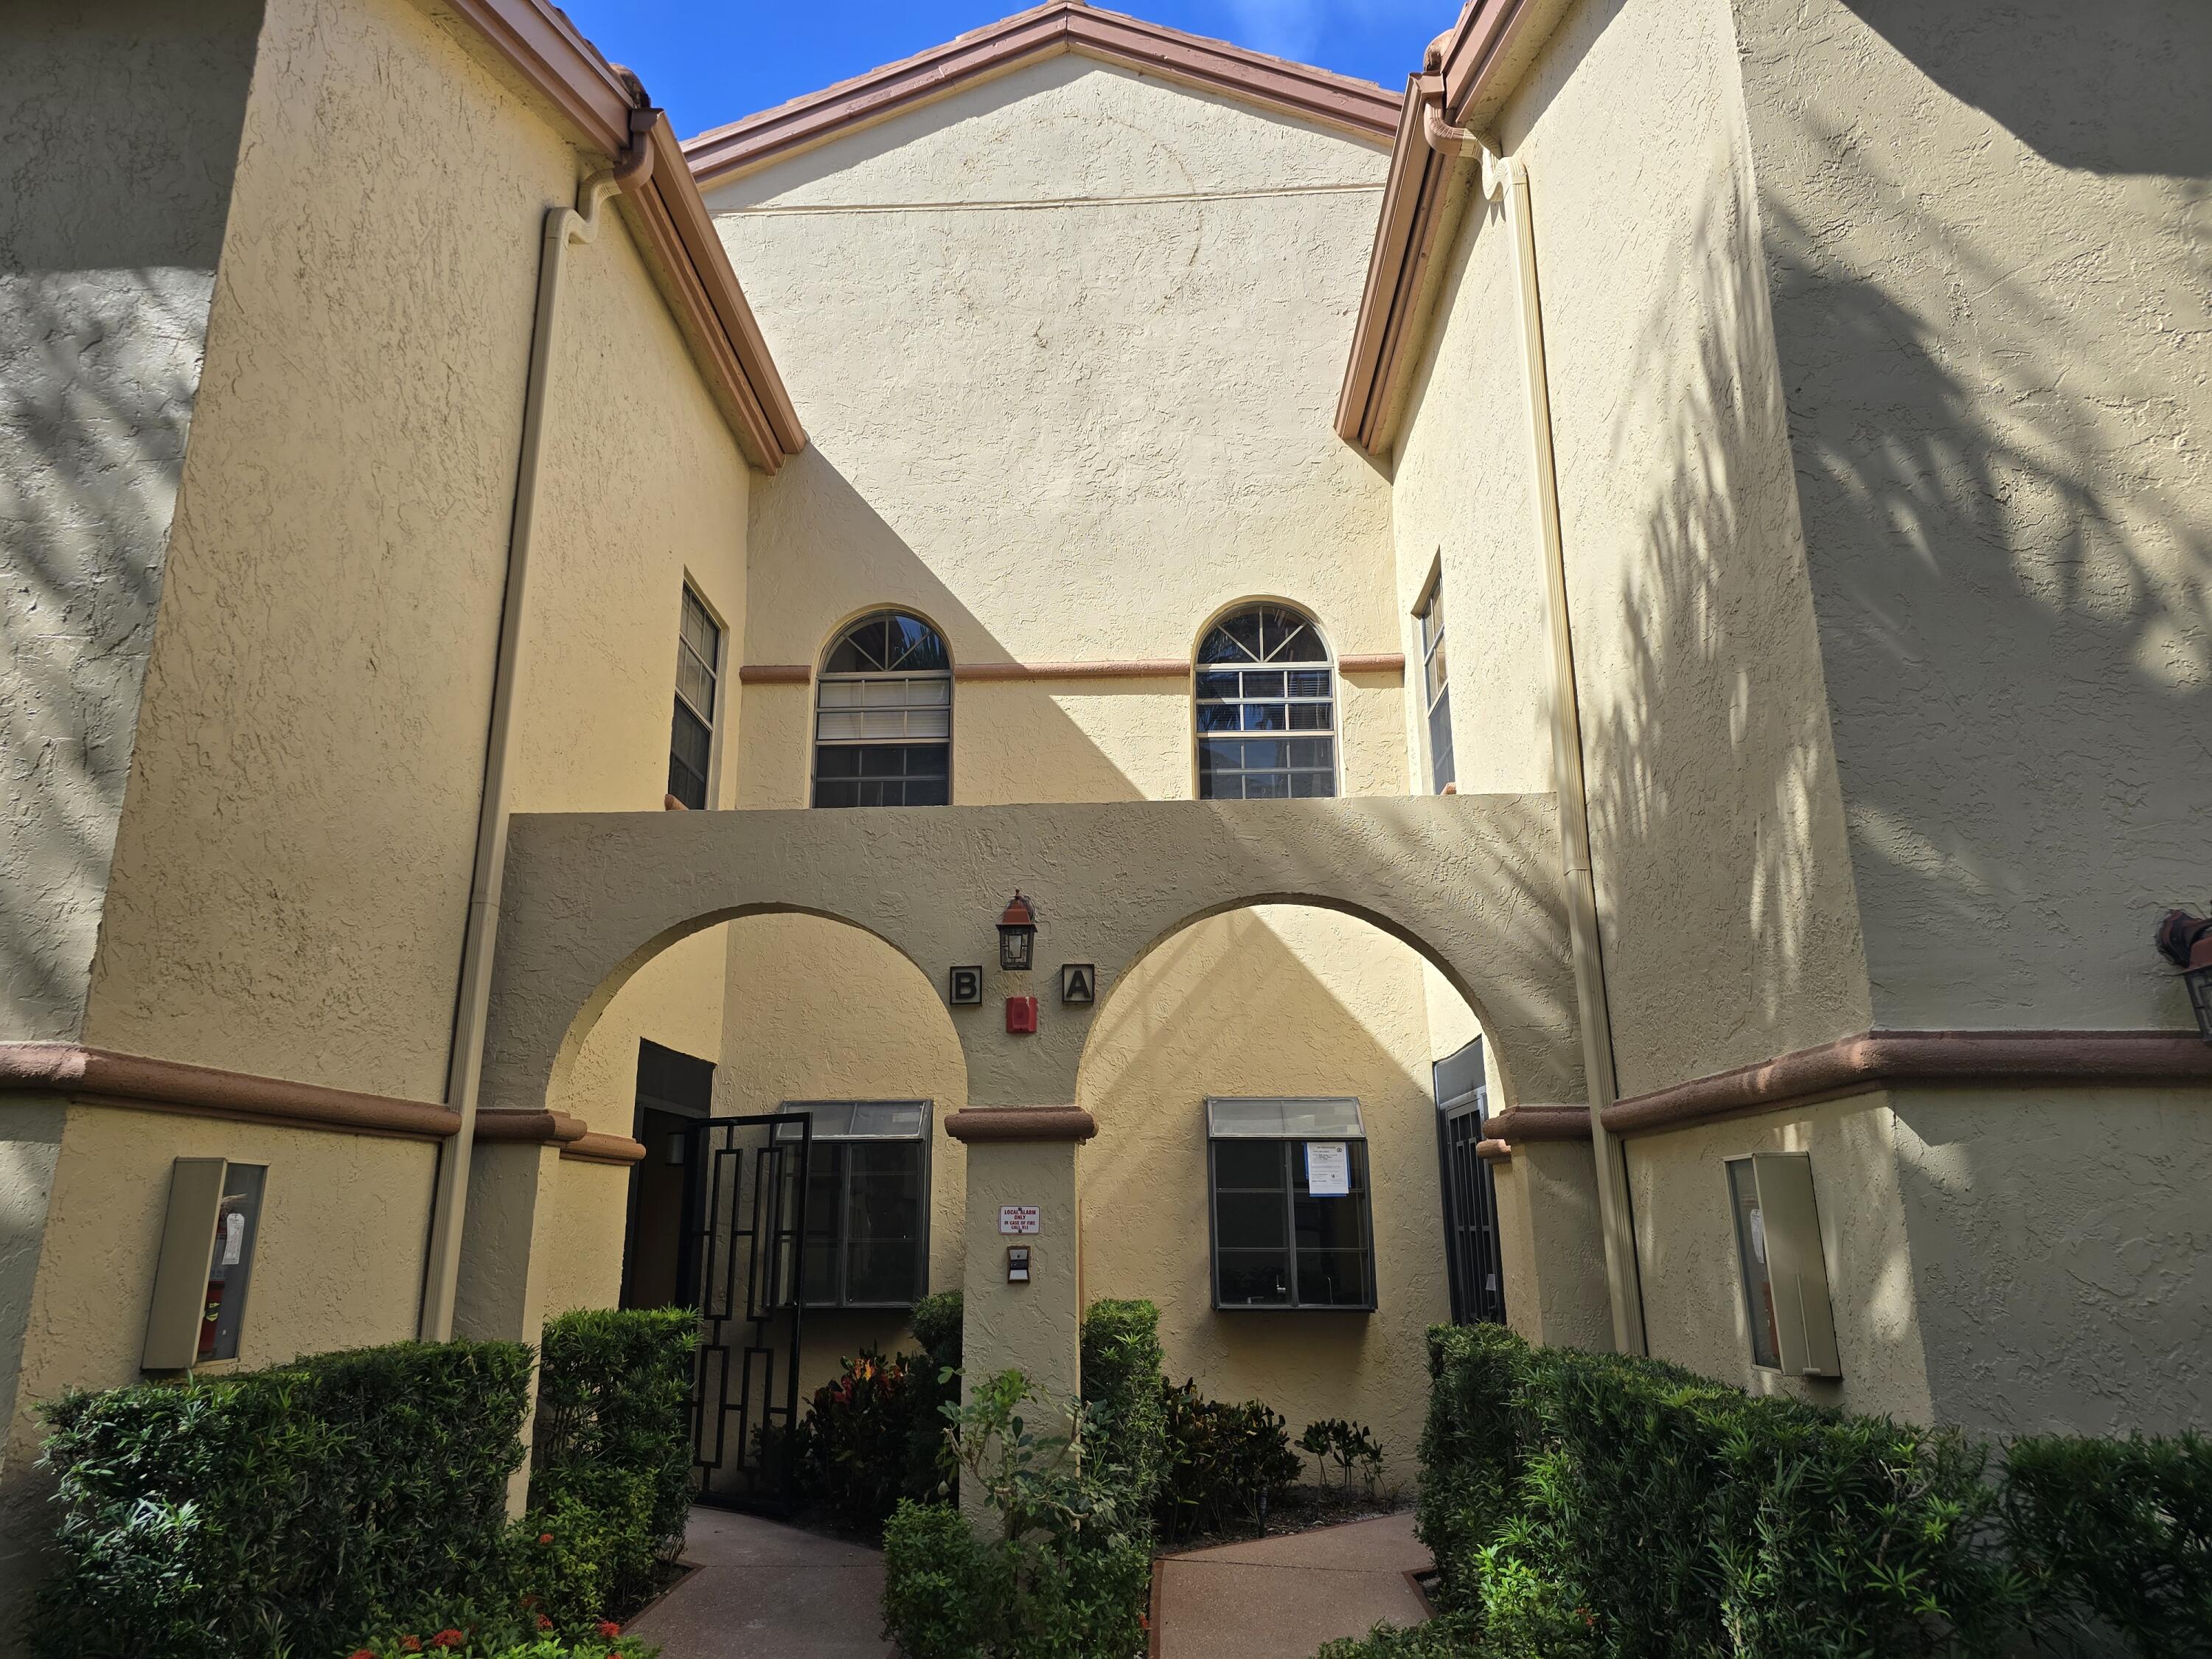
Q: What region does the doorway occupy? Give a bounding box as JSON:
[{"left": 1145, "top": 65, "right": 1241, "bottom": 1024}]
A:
[
  {"left": 1433, "top": 1037, "right": 1506, "bottom": 1325},
  {"left": 622, "top": 1040, "right": 714, "bottom": 1310}
]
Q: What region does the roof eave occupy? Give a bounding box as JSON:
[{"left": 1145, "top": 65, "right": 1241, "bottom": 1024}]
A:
[
  {"left": 434, "top": 0, "right": 804, "bottom": 469},
  {"left": 683, "top": 1, "right": 1402, "bottom": 187},
  {"left": 1335, "top": 0, "right": 1576, "bottom": 457}
]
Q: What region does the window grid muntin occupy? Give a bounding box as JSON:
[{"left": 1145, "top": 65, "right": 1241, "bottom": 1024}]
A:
[
  {"left": 676, "top": 587, "right": 720, "bottom": 724},
  {"left": 1193, "top": 606, "right": 1338, "bottom": 802},
  {"left": 815, "top": 611, "right": 952, "bottom": 809},
  {"left": 1206, "top": 1102, "right": 1375, "bottom": 1312}
]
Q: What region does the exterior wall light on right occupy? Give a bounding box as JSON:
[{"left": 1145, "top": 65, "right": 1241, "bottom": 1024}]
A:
[
  {"left": 1723, "top": 1153, "right": 1841, "bottom": 1379},
  {"left": 2155, "top": 909, "right": 2212, "bottom": 1043}
]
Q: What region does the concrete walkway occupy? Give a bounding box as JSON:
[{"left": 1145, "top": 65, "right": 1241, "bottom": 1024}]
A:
[
  {"left": 1152, "top": 1512, "right": 1433, "bottom": 1658},
  {"left": 627, "top": 1508, "right": 891, "bottom": 1658}
]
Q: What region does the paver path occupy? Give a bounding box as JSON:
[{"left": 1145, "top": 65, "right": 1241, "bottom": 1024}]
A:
[
  {"left": 1152, "top": 1511, "right": 1433, "bottom": 1658},
  {"left": 627, "top": 1507, "right": 891, "bottom": 1658}
]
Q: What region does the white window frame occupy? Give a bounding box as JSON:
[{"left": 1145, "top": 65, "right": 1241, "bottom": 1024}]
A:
[
  {"left": 812, "top": 611, "right": 953, "bottom": 807},
  {"left": 1192, "top": 603, "right": 1341, "bottom": 801},
  {"left": 1414, "top": 568, "right": 1453, "bottom": 796},
  {"left": 669, "top": 582, "right": 725, "bottom": 810}
]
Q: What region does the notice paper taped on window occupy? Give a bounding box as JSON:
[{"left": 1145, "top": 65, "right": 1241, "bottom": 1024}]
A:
[{"left": 1305, "top": 1141, "right": 1349, "bottom": 1197}]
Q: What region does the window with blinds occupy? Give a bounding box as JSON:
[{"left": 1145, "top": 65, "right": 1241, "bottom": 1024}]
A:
[
  {"left": 1416, "top": 577, "right": 1453, "bottom": 794},
  {"left": 814, "top": 611, "right": 952, "bottom": 807},
  {"left": 668, "top": 587, "right": 721, "bottom": 810}
]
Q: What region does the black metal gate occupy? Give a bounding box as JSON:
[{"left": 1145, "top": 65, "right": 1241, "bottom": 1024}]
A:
[
  {"left": 685, "top": 1113, "right": 810, "bottom": 1514},
  {"left": 1434, "top": 1040, "right": 1506, "bottom": 1326}
]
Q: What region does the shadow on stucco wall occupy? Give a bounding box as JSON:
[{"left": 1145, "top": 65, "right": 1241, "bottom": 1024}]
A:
[
  {"left": 0, "top": 0, "right": 264, "bottom": 1043},
  {"left": 1576, "top": 7, "right": 2211, "bottom": 1423}
]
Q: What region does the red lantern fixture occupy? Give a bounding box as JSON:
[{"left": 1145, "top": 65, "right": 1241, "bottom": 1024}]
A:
[{"left": 998, "top": 891, "right": 1037, "bottom": 973}]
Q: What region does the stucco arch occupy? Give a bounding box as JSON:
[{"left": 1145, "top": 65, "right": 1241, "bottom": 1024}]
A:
[
  {"left": 1077, "top": 892, "right": 1520, "bottom": 1106},
  {"left": 481, "top": 795, "right": 1584, "bottom": 1125}
]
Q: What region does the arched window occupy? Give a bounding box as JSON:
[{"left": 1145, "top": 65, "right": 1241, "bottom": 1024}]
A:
[
  {"left": 1194, "top": 603, "right": 1337, "bottom": 799},
  {"left": 813, "top": 610, "right": 952, "bottom": 807}
]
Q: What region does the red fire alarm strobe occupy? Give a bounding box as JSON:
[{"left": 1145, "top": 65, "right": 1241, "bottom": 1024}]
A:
[{"left": 1005, "top": 995, "right": 1040, "bottom": 1034}]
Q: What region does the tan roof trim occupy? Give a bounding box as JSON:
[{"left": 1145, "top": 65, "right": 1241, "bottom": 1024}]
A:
[
  {"left": 683, "top": 1, "right": 1400, "bottom": 185},
  {"left": 437, "top": 0, "right": 804, "bottom": 469},
  {"left": 1335, "top": 0, "right": 1576, "bottom": 455}
]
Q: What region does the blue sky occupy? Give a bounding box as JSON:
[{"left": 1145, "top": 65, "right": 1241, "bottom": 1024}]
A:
[{"left": 557, "top": 0, "right": 1444, "bottom": 141}]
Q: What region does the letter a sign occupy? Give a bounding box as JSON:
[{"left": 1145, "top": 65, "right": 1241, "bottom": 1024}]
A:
[{"left": 1060, "top": 962, "right": 1096, "bottom": 1005}]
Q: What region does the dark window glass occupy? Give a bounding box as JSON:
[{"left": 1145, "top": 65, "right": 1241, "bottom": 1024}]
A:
[
  {"left": 1194, "top": 606, "right": 1335, "bottom": 800},
  {"left": 1208, "top": 1138, "right": 1374, "bottom": 1311},
  {"left": 781, "top": 1125, "right": 928, "bottom": 1309},
  {"left": 669, "top": 588, "right": 721, "bottom": 808},
  {"left": 817, "top": 611, "right": 952, "bottom": 807}
]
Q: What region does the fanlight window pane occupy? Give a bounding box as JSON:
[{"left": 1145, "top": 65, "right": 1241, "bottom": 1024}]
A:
[{"left": 776, "top": 1100, "right": 928, "bottom": 1141}]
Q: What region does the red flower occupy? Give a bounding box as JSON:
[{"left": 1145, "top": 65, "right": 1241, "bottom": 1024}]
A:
[
  {"left": 536, "top": 1615, "right": 554, "bottom": 1632},
  {"left": 431, "top": 1632, "right": 465, "bottom": 1651},
  {"left": 538, "top": 1531, "right": 554, "bottom": 1545},
  {"left": 347, "top": 1651, "right": 376, "bottom": 1659},
  {"left": 400, "top": 1641, "right": 422, "bottom": 1655},
  {"left": 596, "top": 1621, "right": 622, "bottom": 1638}
]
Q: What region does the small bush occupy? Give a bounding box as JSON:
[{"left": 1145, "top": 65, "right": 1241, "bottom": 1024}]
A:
[
  {"left": 2003, "top": 1430, "right": 2212, "bottom": 1654},
  {"left": 1155, "top": 1382, "right": 1299, "bottom": 1541},
  {"left": 905, "top": 1291, "right": 964, "bottom": 1502},
  {"left": 35, "top": 1340, "right": 532, "bottom": 1658},
  {"left": 1413, "top": 1324, "right": 1524, "bottom": 1614},
  {"left": 529, "top": 1308, "right": 698, "bottom": 1613},
  {"left": 341, "top": 1614, "right": 655, "bottom": 1658},
  {"left": 1298, "top": 1417, "right": 1385, "bottom": 1498},
  {"left": 801, "top": 1348, "right": 918, "bottom": 1532},
  {"left": 1080, "top": 1299, "right": 1168, "bottom": 1522},
  {"left": 881, "top": 1368, "right": 1151, "bottom": 1658}
]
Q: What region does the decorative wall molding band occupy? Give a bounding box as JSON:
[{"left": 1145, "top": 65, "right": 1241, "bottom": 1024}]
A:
[
  {"left": 1604, "top": 1029, "right": 2212, "bottom": 1138},
  {"left": 0, "top": 1043, "right": 460, "bottom": 1141},
  {"left": 561, "top": 1131, "right": 650, "bottom": 1166},
  {"left": 1473, "top": 1030, "right": 2212, "bottom": 1150},
  {"left": 0, "top": 1045, "right": 652, "bottom": 1160},
  {"left": 945, "top": 1105, "right": 1098, "bottom": 1143},
  {"left": 742, "top": 653, "right": 1406, "bottom": 686}
]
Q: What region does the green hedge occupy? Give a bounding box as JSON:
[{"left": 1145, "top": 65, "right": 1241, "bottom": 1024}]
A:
[
  {"left": 35, "top": 1339, "right": 533, "bottom": 1658},
  {"left": 1368, "top": 1325, "right": 2211, "bottom": 1659},
  {"left": 1403, "top": 1325, "right": 2017, "bottom": 1658},
  {"left": 2003, "top": 1430, "right": 2212, "bottom": 1654},
  {"left": 528, "top": 1307, "right": 699, "bottom": 1613}
]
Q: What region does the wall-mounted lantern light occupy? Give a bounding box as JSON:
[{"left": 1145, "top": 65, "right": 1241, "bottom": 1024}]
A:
[
  {"left": 998, "top": 891, "right": 1037, "bottom": 973},
  {"left": 2155, "top": 909, "right": 2212, "bottom": 1044}
]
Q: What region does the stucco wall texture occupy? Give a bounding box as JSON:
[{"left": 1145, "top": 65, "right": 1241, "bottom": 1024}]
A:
[
  {"left": 1731, "top": 0, "right": 2212, "bottom": 1032},
  {"left": 688, "top": 55, "right": 1495, "bottom": 1449},
  {"left": 1, "top": 0, "right": 264, "bottom": 1047}
]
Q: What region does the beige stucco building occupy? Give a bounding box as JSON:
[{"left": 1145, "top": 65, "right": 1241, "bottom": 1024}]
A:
[{"left": 1, "top": 0, "right": 2207, "bottom": 1625}]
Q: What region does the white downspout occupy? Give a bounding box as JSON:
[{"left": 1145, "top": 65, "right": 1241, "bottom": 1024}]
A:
[
  {"left": 1428, "top": 100, "right": 1647, "bottom": 1354},
  {"left": 419, "top": 111, "right": 657, "bottom": 1340}
]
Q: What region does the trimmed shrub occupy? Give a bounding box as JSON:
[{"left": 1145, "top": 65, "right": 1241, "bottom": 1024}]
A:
[
  {"left": 35, "top": 1339, "right": 532, "bottom": 1658},
  {"left": 1354, "top": 1326, "right": 2020, "bottom": 1658},
  {"left": 1079, "top": 1299, "right": 1168, "bottom": 1522},
  {"left": 905, "top": 1290, "right": 964, "bottom": 1502},
  {"left": 1155, "top": 1382, "right": 1300, "bottom": 1541},
  {"left": 529, "top": 1307, "right": 698, "bottom": 1614},
  {"left": 800, "top": 1348, "right": 918, "bottom": 1532},
  {"left": 2003, "top": 1430, "right": 2212, "bottom": 1654}
]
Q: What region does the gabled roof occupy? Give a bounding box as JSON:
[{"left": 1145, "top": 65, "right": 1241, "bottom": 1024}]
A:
[
  {"left": 683, "top": 1, "right": 1402, "bottom": 185},
  {"left": 439, "top": 0, "right": 805, "bottom": 469}
]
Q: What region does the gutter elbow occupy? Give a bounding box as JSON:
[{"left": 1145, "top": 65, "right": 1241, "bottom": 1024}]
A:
[{"left": 1422, "top": 94, "right": 1486, "bottom": 162}]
